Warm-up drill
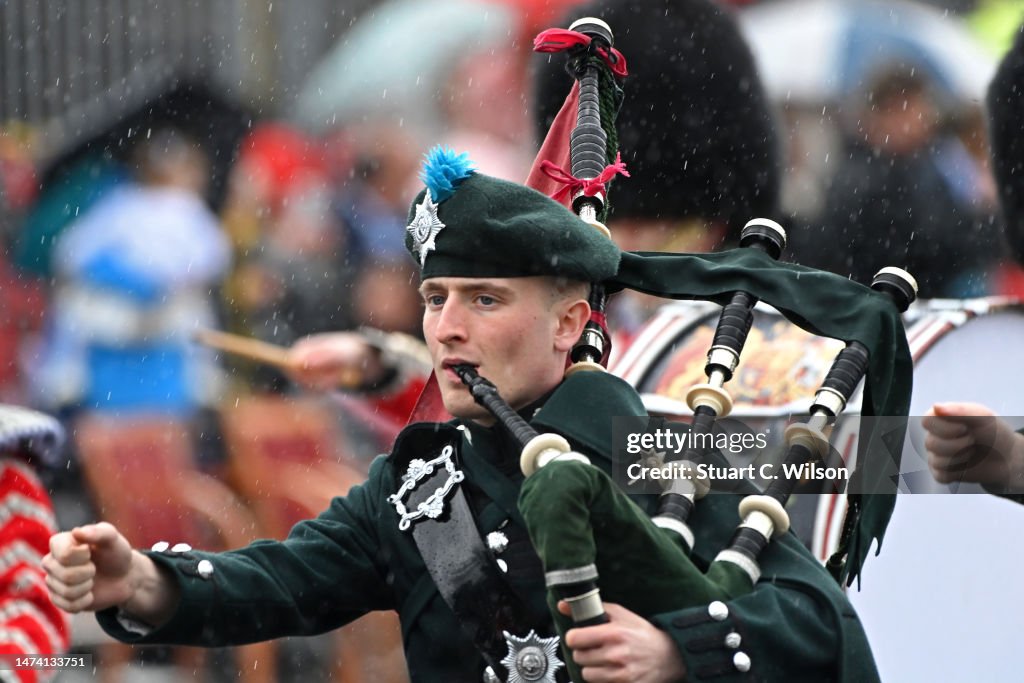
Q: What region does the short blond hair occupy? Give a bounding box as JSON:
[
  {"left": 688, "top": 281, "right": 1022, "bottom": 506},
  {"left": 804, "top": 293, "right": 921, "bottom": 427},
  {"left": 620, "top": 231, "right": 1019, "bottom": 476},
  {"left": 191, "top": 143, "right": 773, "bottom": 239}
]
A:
[{"left": 547, "top": 277, "right": 590, "bottom": 307}]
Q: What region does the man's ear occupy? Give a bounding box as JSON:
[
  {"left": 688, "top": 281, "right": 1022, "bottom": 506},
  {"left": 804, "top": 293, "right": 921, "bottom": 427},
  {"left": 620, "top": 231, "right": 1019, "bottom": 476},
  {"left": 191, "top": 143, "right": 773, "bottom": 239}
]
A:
[{"left": 553, "top": 298, "right": 591, "bottom": 353}]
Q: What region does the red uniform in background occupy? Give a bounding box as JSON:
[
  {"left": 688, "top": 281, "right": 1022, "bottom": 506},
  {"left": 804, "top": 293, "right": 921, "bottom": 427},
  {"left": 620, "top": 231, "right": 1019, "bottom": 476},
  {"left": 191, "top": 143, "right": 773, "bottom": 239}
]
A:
[{"left": 0, "top": 406, "right": 70, "bottom": 683}]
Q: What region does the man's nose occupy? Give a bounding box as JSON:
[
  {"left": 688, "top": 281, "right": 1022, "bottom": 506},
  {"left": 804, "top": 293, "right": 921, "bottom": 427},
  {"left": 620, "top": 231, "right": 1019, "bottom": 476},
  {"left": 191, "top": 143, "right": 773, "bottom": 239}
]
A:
[{"left": 433, "top": 298, "right": 468, "bottom": 343}]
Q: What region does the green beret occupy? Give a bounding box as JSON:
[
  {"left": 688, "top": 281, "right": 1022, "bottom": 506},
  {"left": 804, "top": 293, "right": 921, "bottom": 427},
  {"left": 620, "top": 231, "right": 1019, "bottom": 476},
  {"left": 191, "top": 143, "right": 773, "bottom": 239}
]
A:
[{"left": 405, "top": 148, "right": 620, "bottom": 282}]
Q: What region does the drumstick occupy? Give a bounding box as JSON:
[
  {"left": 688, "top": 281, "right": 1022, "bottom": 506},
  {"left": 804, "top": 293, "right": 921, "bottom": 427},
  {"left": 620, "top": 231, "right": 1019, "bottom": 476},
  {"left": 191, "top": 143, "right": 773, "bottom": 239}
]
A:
[
  {"left": 193, "top": 329, "right": 294, "bottom": 368},
  {"left": 192, "top": 329, "right": 363, "bottom": 388}
]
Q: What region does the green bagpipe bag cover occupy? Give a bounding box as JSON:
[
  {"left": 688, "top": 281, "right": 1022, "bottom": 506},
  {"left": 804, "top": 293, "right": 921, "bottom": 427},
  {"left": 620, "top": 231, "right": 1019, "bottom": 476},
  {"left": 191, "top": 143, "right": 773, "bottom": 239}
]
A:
[{"left": 519, "top": 459, "right": 752, "bottom": 681}]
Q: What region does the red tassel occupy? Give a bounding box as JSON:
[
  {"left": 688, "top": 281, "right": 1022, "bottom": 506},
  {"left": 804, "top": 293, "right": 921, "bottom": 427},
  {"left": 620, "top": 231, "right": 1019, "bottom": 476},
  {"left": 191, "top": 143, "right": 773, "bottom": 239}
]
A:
[{"left": 525, "top": 82, "right": 580, "bottom": 205}]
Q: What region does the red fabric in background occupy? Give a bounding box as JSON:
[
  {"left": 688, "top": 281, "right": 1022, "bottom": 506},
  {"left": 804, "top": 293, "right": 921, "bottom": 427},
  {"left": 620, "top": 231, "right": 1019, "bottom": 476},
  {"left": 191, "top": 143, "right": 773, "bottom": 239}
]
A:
[
  {"left": 406, "top": 373, "right": 451, "bottom": 424},
  {"left": 995, "top": 262, "right": 1024, "bottom": 298},
  {"left": 525, "top": 82, "right": 580, "bottom": 208},
  {"left": 0, "top": 457, "right": 70, "bottom": 681}
]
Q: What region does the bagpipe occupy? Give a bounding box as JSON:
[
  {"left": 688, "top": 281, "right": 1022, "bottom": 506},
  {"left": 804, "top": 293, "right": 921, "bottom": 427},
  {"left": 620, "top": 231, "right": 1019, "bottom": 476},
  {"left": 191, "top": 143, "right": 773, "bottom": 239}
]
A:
[{"left": 460, "top": 15, "right": 915, "bottom": 683}]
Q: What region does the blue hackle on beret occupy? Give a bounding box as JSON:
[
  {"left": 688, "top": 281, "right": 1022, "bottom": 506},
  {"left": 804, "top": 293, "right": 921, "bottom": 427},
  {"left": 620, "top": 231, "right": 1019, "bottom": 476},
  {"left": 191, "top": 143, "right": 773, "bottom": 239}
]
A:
[{"left": 420, "top": 146, "right": 476, "bottom": 203}]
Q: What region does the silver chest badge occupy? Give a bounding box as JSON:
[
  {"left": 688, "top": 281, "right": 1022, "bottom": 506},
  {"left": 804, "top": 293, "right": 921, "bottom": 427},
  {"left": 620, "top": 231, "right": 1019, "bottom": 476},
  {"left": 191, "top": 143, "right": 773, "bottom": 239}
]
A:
[
  {"left": 500, "top": 630, "right": 564, "bottom": 683},
  {"left": 388, "top": 444, "right": 465, "bottom": 531},
  {"left": 407, "top": 193, "right": 445, "bottom": 265}
]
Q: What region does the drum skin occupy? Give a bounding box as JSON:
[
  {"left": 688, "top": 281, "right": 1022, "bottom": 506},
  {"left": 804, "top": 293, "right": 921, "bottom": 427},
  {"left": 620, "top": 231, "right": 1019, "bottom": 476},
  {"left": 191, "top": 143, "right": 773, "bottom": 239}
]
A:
[{"left": 611, "top": 297, "right": 1024, "bottom": 683}]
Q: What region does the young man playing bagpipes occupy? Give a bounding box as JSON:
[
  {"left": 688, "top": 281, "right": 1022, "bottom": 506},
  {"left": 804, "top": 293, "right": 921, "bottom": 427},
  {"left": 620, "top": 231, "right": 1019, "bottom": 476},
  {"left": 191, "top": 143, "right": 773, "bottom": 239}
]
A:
[{"left": 43, "top": 137, "right": 912, "bottom": 681}]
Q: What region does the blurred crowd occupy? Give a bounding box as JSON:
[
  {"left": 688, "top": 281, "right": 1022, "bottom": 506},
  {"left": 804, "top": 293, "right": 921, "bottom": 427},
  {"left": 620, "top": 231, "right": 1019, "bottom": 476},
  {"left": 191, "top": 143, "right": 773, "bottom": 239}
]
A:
[{"left": 0, "top": 0, "right": 1017, "bottom": 493}]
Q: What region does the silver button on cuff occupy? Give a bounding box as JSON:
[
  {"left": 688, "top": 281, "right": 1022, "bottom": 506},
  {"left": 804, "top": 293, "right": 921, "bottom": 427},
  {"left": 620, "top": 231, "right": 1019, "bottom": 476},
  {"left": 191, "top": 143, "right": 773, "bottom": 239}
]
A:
[
  {"left": 733, "top": 651, "right": 751, "bottom": 672},
  {"left": 197, "top": 559, "right": 214, "bottom": 579},
  {"left": 708, "top": 601, "right": 729, "bottom": 622},
  {"left": 151, "top": 541, "right": 170, "bottom": 553},
  {"left": 725, "top": 632, "right": 742, "bottom": 649},
  {"left": 171, "top": 543, "right": 192, "bottom": 553}
]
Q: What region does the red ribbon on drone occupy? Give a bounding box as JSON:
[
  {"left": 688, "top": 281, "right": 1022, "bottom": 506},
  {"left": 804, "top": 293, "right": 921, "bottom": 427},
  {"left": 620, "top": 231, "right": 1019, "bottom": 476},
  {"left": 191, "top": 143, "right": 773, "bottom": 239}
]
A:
[
  {"left": 539, "top": 152, "right": 630, "bottom": 204},
  {"left": 533, "top": 28, "right": 629, "bottom": 77}
]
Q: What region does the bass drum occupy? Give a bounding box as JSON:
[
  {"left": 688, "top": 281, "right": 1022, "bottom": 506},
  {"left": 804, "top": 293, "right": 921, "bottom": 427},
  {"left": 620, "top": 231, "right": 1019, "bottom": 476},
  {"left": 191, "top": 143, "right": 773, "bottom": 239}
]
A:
[{"left": 610, "top": 297, "right": 1024, "bottom": 683}]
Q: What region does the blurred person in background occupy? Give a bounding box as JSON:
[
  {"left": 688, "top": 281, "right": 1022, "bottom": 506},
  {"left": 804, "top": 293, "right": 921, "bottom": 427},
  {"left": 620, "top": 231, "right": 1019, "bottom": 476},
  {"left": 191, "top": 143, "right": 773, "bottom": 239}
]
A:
[
  {"left": 438, "top": 39, "right": 536, "bottom": 182},
  {"left": 215, "top": 121, "right": 432, "bottom": 432},
  {"left": 919, "top": 20, "right": 1024, "bottom": 500},
  {"left": 988, "top": 21, "right": 1024, "bottom": 278},
  {"left": 29, "top": 128, "right": 230, "bottom": 420},
  {"left": 788, "top": 63, "right": 1001, "bottom": 298},
  {"left": 0, "top": 129, "right": 47, "bottom": 405},
  {"left": 334, "top": 122, "right": 427, "bottom": 339},
  {"left": 220, "top": 123, "right": 358, "bottom": 392},
  {"left": 3, "top": 131, "right": 127, "bottom": 411}
]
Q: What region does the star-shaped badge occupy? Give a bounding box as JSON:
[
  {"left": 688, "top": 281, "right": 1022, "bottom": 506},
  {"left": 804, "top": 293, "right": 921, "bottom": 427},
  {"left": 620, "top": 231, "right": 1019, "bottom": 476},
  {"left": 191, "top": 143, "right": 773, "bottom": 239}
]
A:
[
  {"left": 500, "top": 630, "right": 563, "bottom": 683},
  {"left": 407, "top": 193, "right": 446, "bottom": 265}
]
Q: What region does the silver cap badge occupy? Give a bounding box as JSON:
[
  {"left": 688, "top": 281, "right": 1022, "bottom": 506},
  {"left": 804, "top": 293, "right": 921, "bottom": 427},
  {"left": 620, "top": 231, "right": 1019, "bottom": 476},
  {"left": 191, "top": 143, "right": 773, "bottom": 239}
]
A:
[{"left": 407, "top": 193, "right": 445, "bottom": 264}]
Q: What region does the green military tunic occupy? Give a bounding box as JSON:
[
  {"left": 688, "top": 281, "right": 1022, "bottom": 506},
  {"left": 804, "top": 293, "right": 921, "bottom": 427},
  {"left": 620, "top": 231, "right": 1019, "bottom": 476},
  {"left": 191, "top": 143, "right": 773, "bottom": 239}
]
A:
[{"left": 98, "top": 371, "right": 880, "bottom": 682}]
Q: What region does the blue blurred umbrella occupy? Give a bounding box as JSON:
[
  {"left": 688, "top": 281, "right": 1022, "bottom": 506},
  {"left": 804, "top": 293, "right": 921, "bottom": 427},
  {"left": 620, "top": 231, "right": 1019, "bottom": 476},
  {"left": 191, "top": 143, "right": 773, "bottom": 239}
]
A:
[
  {"left": 293, "top": 0, "right": 517, "bottom": 134},
  {"left": 737, "top": 0, "right": 997, "bottom": 106}
]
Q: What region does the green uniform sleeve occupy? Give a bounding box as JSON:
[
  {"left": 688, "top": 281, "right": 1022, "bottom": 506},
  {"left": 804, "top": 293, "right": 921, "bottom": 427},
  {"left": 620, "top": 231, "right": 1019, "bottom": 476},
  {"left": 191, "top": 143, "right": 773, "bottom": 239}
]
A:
[
  {"left": 97, "top": 456, "right": 397, "bottom": 646},
  {"left": 650, "top": 534, "right": 878, "bottom": 682}
]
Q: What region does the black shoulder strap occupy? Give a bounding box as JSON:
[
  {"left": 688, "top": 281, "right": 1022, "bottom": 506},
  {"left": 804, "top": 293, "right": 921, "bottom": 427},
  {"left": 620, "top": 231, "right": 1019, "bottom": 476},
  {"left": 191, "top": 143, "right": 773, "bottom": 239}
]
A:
[{"left": 390, "top": 425, "right": 539, "bottom": 677}]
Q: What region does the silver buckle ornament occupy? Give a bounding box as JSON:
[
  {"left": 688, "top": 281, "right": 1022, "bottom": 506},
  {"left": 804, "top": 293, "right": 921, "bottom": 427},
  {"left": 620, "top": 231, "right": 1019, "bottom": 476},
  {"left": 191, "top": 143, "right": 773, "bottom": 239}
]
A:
[{"left": 388, "top": 444, "right": 464, "bottom": 531}]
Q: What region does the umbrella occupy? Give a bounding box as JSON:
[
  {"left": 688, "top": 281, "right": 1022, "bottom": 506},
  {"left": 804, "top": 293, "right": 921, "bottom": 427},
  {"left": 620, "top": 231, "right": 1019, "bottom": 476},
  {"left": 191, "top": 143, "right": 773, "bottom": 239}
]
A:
[
  {"left": 37, "top": 79, "right": 253, "bottom": 213},
  {"left": 736, "top": 0, "right": 997, "bottom": 106},
  {"left": 15, "top": 80, "right": 252, "bottom": 278},
  {"left": 292, "top": 0, "right": 518, "bottom": 135}
]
